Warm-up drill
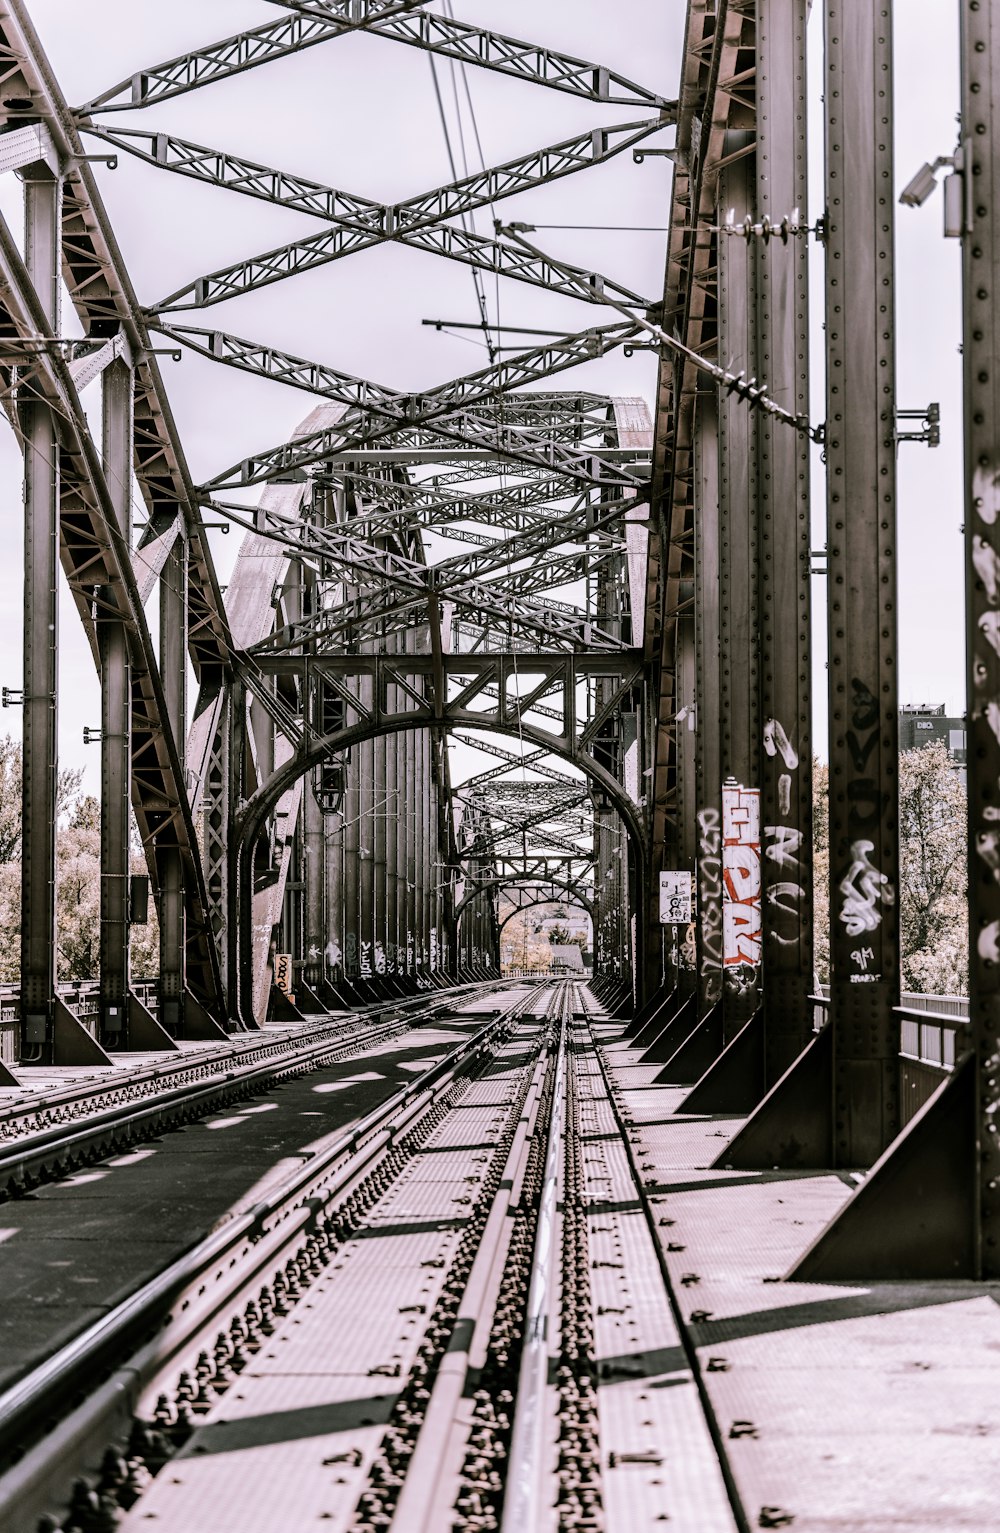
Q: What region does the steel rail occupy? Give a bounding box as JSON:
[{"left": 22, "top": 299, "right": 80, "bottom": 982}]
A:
[
  {"left": 0, "top": 987, "right": 542, "bottom": 1532},
  {"left": 0, "top": 980, "right": 494, "bottom": 1136},
  {"left": 580, "top": 992, "right": 752, "bottom": 1533},
  {"left": 385, "top": 993, "right": 563, "bottom": 1532},
  {"left": 0, "top": 1015, "right": 408, "bottom": 1200},
  {"left": 501, "top": 988, "right": 568, "bottom": 1533}
]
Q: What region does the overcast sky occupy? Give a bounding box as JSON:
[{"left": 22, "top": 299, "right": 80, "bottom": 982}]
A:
[{"left": 0, "top": 0, "right": 964, "bottom": 791}]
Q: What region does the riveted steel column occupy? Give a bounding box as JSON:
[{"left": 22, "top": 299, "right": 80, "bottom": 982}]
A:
[
  {"left": 98, "top": 357, "right": 132, "bottom": 1046},
  {"left": 302, "top": 772, "right": 325, "bottom": 993},
  {"left": 158, "top": 535, "right": 187, "bottom": 1033},
  {"left": 212, "top": 690, "right": 236, "bottom": 1018},
  {"left": 718, "top": 133, "right": 762, "bottom": 1035},
  {"left": 343, "top": 732, "right": 361, "bottom": 987},
  {"left": 19, "top": 162, "right": 61, "bottom": 1056},
  {"left": 405, "top": 729, "right": 417, "bottom": 983},
  {"left": 386, "top": 721, "right": 397, "bottom": 983},
  {"left": 372, "top": 723, "right": 386, "bottom": 984},
  {"left": 824, "top": 1, "right": 900, "bottom": 1164},
  {"left": 359, "top": 733, "right": 375, "bottom": 988},
  {"left": 962, "top": 0, "right": 1000, "bottom": 1276},
  {"left": 694, "top": 391, "right": 724, "bottom": 1016},
  {"left": 756, "top": 0, "right": 814, "bottom": 1081}
]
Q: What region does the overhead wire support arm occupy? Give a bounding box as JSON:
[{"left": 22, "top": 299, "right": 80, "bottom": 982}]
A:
[{"left": 495, "top": 222, "right": 826, "bottom": 445}]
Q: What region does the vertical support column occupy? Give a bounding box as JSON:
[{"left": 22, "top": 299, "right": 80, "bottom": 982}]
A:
[
  {"left": 421, "top": 729, "right": 432, "bottom": 977},
  {"left": 756, "top": 0, "right": 814, "bottom": 1081},
  {"left": 359, "top": 736, "right": 374, "bottom": 990},
  {"left": 302, "top": 772, "right": 325, "bottom": 995},
  {"left": 824, "top": 0, "right": 900, "bottom": 1163},
  {"left": 343, "top": 738, "right": 360, "bottom": 990},
  {"left": 158, "top": 535, "right": 188, "bottom": 1034},
  {"left": 386, "top": 722, "right": 397, "bottom": 985},
  {"left": 208, "top": 692, "right": 233, "bottom": 1016},
  {"left": 98, "top": 356, "right": 133, "bottom": 1047},
  {"left": 674, "top": 617, "right": 697, "bottom": 996},
  {"left": 373, "top": 726, "right": 386, "bottom": 986},
  {"left": 718, "top": 134, "right": 762, "bottom": 1035},
  {"left": 19, "top": 162, "right": 61, "bottom": 1056},
  {"left": 962, "top": 0, "right": 1000, "bottom": 1276},
  {"left": 693, "top": 392, "right": 724, "bottom": 1017},
  {"left": 405, "top": 729, "right": 417, "bottom": 984}
]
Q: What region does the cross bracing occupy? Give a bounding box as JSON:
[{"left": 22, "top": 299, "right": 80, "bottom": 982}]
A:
[
  {"left": 0, "top": 0, "right": 654, "bottom": 1050},
  {"left": 4, "top": 17, "right": 1000, "bottom": 1531},
  {"left": 85, "top": 122, "right": 657, "bottom": 314},
  {"left": 83, "top": 5, "right": 673, "bottom": 113}
]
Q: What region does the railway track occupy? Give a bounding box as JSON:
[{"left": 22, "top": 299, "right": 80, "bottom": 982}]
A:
[
  {"left": 0, "top": 982, "right": 747, "bottom": 1533},
  {"left": 0, "top": 981, "right": 509, "bottom": 1202}
]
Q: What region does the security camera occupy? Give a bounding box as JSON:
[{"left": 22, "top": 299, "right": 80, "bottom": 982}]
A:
[{"left": 899, "top": 162, "right": 939, "bottom": 208}]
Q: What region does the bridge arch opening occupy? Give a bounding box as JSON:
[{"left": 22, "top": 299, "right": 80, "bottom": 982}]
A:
[{"left": 231, "top": 716, "right": 645, "bottom": 1025}]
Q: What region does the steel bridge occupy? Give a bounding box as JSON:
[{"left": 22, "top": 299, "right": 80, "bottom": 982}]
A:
[{"left": 0, "top": 3, "right": 997, "bottom": 1530}]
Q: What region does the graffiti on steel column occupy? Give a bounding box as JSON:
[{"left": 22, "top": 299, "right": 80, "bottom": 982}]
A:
[
  {"left": 696, "top": 806, "right": 723, "bottom": 1002},
  {"left": 722, "top": 783, "right": 762, "bottom": 995},
  {"left": 763, "top": 716, "right": 806, "bottom": 948},
  {"left": 837, "top": 679, "right": 895, "bottom": 979},
  {"left": 972, "top": 470, "right": 1000, "bottom": 966}
]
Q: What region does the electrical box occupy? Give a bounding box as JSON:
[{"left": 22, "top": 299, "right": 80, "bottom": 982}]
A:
[{"left": 129, "top": 874, "right": 150, "bottom": 925}]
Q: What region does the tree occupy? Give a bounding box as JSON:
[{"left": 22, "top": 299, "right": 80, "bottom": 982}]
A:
[
  {"left": 56, "top": 795, "right": 101, "bottom": 979},
  {"left": 812, "top": 743, "right": 967, "bottom": 995},
  {"left": 0, "top": 737, "right": 87, "bottom": 982},
  {"left": 812, "top": 758, "right": 830, "bottom": 986},
  {"left": 898, "top": 741, "right": 967, "bottom": 995},
  {"left": 0, "top": 734, "right": 82, "bottom": 861},
  {"left": 0, "top": 745, "right": 161, "bottom": 983},
  {"left": 128, "top": 819, "right": 161, "bottom": 979}
]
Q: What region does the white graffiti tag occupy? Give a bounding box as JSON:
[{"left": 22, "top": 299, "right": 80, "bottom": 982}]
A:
[
  {"left": 763, "top": 717, "right": 799, "bottom": 770},
  {"left": 838, "top": 839, "right": 895, "bottom": 937}
]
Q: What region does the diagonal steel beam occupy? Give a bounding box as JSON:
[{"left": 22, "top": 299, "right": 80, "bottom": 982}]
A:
[
  {"left": 83, "top": 1, "right": 671, "bottom": 114},
  {"left": 265, "top": 0, "right": 672, "bottom": 108},
  {"left": 157, "top": 317, "right": 640, "bottom": 440},
  {"left": 200, "top": 392, "right": 649, "bottom": 498},
  {"left": 80, "top": 1, "right": 435, "bottom": 111},
  {"left": 130, "top": 120, "right": 660, "bottom": 312}
]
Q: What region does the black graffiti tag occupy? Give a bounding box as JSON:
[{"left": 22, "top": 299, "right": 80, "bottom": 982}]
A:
[{"left": 697, "top": 806, "right": 723, "bottom": 1001}]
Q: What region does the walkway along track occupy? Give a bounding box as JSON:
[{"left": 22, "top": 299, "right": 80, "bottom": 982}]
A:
[
  {"left": 0, "top": 981, "right": 755, "bottom": 1533},
  {"left": 0, "top": 982, "right": 509, "bottom": 1202}
]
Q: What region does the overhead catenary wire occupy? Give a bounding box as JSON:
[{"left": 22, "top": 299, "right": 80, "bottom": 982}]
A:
[{"left": 427, "top": 40, "right": 495, "bottom": 364}]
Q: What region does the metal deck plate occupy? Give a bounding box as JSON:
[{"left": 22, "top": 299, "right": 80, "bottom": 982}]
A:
[{"left": 597, "top": 1025, "right": 1000, "bottom": 1532}]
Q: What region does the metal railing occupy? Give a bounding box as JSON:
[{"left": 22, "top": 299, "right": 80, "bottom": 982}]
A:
[
  {"left": 810, "top": 990, "right": 963, "bottom": 1127},
  {"left": 0, "top": 979, "right": 162, "bottom": 1065},
  {"left": 898, "top": 1009, "right": 958, "bottom": 1069}
]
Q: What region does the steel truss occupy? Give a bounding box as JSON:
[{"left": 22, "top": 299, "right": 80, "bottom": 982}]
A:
[
  {"left": 0, "top": 0, "right": 987, "bottom": 1297},
  {"left": 0, "top": 0, "right": 653, "bottom": 1046}
]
